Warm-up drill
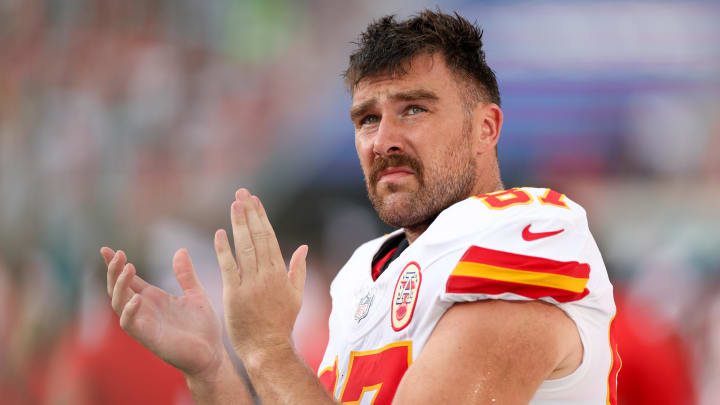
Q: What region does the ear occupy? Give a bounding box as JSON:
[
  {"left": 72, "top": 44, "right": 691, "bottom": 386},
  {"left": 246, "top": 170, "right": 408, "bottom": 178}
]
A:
[{"left": 472, "top": 103, "right": 503, "bottom": 153}]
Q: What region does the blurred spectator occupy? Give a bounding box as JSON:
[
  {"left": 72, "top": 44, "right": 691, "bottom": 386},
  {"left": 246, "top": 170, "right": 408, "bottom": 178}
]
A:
[
  {"left": 614, "top": 290, "right": 696, "bottom": 405},
  {"left": 45, "top": 308, "right": 191, "bottom": 405}
]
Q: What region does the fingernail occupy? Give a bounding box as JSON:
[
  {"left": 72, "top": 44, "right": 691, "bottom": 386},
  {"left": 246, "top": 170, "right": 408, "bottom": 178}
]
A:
[
  {"left": 238, "top": 189, "right": 249, "bottom": 200},
  {"left": 252, "top": 196, "right": 260, "bottom": 208}
]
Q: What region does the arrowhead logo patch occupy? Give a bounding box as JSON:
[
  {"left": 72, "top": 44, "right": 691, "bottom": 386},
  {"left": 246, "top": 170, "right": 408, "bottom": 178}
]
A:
[{"left": 391, "top": 262, "right": 421, "bottom": 331}]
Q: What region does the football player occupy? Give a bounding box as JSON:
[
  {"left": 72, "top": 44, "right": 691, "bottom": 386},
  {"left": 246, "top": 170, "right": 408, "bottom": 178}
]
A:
[{"left": 103, "top": 10, "right": 618, "bottom": 405}]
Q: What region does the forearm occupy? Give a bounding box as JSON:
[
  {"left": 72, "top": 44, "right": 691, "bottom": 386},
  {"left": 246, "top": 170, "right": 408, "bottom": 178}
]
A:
[
  {"left": 243, "top": 342, "right": 337, "bottom": 405},
  {"left": 185, "top": 355, "right": 254, "bottom": 405}
]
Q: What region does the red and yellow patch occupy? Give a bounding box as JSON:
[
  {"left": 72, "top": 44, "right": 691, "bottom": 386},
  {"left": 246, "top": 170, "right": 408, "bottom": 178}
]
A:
[
  {"left": 318, "top": 356, "right": 338, "bottom": 396},
  {"left": 391, "top": 262, "right": 422, "bottom": 331},
  {"left": 446, "top": 246, "right": 590, "bottom": 303}
]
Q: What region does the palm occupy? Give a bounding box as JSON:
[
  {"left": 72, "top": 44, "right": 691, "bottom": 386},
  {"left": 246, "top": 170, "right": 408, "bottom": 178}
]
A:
[
  {"left": 104, "top": 247, "right": 225, "bottom": 378},
  {"left": 128, "top": 285, "right": 222, "bottom": 375}
]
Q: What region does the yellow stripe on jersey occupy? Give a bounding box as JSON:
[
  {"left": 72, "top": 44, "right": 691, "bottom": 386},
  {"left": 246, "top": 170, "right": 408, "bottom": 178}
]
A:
[{"left": 450, "top": 261, "right": 588, "bottom": 293}]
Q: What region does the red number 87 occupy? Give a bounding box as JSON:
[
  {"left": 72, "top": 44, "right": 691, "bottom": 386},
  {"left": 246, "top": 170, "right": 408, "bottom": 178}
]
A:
[
  {"left": 319, "top": 341, "right": 412, "bottom": 404},
  {"left": 477, "top": 188, "right": 570, "bottom": 210}
]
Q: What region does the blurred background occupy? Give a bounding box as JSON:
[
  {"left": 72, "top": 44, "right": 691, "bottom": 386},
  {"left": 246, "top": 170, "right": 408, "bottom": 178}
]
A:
[{"left": 0, "top": 0, "right": 718, "bottom": 403}]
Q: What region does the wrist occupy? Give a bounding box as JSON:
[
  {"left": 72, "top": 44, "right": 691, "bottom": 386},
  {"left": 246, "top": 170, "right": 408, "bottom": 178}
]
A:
[
  {"left": 184, "top": 352, "right": 237, "bottom": 395},
  {"left": 241, "top": 339, "right": 296, "bottom": 374}
]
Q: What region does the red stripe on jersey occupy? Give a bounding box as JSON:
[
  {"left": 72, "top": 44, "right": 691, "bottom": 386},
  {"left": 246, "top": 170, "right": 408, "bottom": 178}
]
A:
[
  {"left": 318, "top": 356, "right": 338, "bottom": 396},
  {"left": 372, "top": 246, "right": 398, "bottom": 281},
  {"left": 459, "top": 246, "right": 591, "bottom": 279},
  {"left": 446, "top": 275, "right": 590, "bottom": 303}
]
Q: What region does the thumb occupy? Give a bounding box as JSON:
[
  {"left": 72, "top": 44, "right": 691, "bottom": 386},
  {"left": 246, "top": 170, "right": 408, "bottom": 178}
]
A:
[
  {"left": 288, "top": 245, "right": 308, "bottom": 295},
  {"left": 173, "top": 248, "right": 205, "bottom": 295}
]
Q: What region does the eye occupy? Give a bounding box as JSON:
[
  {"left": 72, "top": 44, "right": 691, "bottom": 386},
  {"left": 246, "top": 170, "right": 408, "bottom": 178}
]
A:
[
  {"left": 407, "top": 105, "right": 426, "bottom": 115},
  {"left": 359, "top": 115, "right": 380, "bottom": 126}
]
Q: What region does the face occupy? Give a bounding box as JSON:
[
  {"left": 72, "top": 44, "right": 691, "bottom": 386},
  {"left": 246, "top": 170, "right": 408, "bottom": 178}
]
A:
[{"left": 351, "top": 53, "right": 481, "bottom": 229}]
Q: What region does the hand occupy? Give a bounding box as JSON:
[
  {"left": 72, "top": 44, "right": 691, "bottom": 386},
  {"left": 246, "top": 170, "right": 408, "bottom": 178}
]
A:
[
  {"left": 214, "top": 189, "right": 308, "bottom": 359},
  {"left": 101, "top": 247, "right": 229, "bottom": 381}
]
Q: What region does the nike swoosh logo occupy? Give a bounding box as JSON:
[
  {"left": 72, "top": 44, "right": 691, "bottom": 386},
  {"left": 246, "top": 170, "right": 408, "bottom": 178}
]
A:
[{"left": 522, "top": 224, "right": 564, "bottom": 241}]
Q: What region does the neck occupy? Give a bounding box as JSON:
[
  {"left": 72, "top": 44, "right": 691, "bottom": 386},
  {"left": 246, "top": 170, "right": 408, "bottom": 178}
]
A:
[
  {"left": 471, "top": 160, "right": 504, "bottom": 196},
  {"left": 404, "top": 217, "right": 436, "bottom": 244},
  {"left": 405, "top": 175, "right": 504, "bottom": 245},
  {"left": 472, "top": 178, "right": 505, "bottom": 197}
]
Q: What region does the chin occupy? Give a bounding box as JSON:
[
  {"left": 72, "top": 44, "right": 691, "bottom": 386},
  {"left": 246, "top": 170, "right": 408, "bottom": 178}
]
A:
[
  {"left": 378, "top": 189, "right": 414, "bottom": 209},
  {"left": 374, "top": 192, "right": 425, "bottom": 228}
]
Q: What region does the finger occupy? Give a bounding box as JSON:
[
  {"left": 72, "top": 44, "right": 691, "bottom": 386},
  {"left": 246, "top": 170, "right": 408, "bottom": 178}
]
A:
[
  {"left": 130, "top": 273, "right": 152, "bottom": 293},
  {"left": 215, "top": 229, "right": 241, "bottom": 287},
  {"left": 119, "top": 293, "right": 142, "bottom": 332},
  {"left": 288, "top": 245, "right": 308, "bottom": 295},
  {"left": 100, "top": 247, "right": 115, "bottom": 265},
  {"left": 252, "top": 196, "right": 284, "bottom": 260},
  {"left": 231, "top": 194, "right": 257, "bottom": 274},
  {"left": 244, "top": 195, "right": 278, "bottom": 273},
  {"left": 112, "top": 263, "right": 137, "bottom": 315},
  {"left": 106, "top": 250, "right": 150, "bottom": 295},
  {"left": 107, "top": 250, "right": 127, "bottom": 297},
  {"left": 172, "top": 248, "right": 205, "bottom": 295}
]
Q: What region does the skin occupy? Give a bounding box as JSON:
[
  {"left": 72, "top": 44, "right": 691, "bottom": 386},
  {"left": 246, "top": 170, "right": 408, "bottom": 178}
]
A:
[
  {"left": 351, "top": 53, "right": 503, "bottom": 242},
  {"left": 101, "top": 246, "right": 252, "bottom": 404},
  {"left": 103, "top": 52, "right": 582, "bottom": 404}
]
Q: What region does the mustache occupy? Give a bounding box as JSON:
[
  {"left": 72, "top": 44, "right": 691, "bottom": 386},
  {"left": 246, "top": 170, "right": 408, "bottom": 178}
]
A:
[{"left": 370, "top": 154, "right": 424, "bottom": 186}]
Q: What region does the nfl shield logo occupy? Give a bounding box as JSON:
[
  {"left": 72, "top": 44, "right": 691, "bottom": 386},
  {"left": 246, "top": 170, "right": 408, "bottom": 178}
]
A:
[{"left": 354, "top": 290, "right": 375, "bottom": 323}]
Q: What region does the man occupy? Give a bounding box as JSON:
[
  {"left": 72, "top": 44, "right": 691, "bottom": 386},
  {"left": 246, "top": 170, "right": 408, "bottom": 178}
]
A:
[{"left": 102, "top": 10, "right": 619, "bottom": 404}]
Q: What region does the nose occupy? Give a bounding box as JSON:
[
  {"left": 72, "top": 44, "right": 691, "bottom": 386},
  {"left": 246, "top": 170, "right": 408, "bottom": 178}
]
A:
[{"left": 372, "top": 115, "right": 404, "bottom": 156}]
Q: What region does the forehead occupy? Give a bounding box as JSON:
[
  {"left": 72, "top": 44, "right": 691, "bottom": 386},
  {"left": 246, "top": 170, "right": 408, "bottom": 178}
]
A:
[{"left": 351, "top": 53, "right": 461, "bottom": 104}]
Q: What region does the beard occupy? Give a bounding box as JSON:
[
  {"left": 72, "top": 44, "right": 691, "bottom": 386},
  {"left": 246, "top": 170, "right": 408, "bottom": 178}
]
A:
[{"left": 364, "top": 119, "right": 477, "bottom": 229}]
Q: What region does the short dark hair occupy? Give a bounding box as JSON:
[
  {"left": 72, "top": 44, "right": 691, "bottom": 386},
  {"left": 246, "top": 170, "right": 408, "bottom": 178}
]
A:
[{"left": 344, "top": 9, "right": 501, "bottom": 107}]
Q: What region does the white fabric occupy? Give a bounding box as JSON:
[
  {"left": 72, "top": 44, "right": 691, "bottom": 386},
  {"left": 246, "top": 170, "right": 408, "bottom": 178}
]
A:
[{"left": 318, "top": 187, "right": 616, "bottom": 404}]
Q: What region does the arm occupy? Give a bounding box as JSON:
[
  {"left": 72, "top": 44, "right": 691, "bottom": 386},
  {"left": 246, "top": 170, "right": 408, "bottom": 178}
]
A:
[
  {"left": 237, "top": 297, "right": 580, "bottom": 405},
  {"left": 242, "top": 341, "right": 337, "bottom": 404},
  {"left": 393, "top": 299, "right": 583, "bottom": 404},
  {"left": 213, "top": 189, "right": 336, "bottom": 405},
  {"left": 101, "top": 247, "right": 253, "bottom": 404},
  {"left": 215, "top": 190, "right": 582, "bottom": 405}
]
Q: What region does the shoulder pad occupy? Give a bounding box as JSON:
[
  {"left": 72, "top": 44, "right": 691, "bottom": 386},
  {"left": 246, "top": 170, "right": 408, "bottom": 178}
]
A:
[{"left": 428, "top": 188, "right": 596, "bottom": 304}]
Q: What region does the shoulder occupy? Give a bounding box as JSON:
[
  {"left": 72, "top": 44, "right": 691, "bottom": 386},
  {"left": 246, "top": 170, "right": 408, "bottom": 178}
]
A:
[
  {"left": 415, "top": 187, "right": 606, "bottom": 305},
  {"left": 424, "top": 187, "right": 590, "bottom": 255},
  {"left": 413, "top": 187, "right": 616, "bottom": 401}
]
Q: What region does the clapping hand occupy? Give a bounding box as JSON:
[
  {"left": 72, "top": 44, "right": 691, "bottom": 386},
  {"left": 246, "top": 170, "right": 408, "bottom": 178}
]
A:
[
  {"left": 101, "top": 247, "right": 228, "bottom": 381},
  {"left": 213, "top": 189, "right": 308, "bottom": 360}
]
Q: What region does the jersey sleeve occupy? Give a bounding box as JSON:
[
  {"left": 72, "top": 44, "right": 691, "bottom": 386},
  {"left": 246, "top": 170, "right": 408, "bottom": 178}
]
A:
[
  {"left": 438, "top": 188, "right": 610, "bottom": 308},
  {"left": 434, "top": 188, "right": 617, "bottom": 399}
]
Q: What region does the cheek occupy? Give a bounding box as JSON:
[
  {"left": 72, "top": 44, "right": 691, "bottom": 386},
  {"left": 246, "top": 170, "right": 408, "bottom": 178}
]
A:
[
  {"left": 355, "top": 136, "right": 373, "bottom": 173},
  {"left": 423, "top": 137, "right": 466, "bottom": 175}
]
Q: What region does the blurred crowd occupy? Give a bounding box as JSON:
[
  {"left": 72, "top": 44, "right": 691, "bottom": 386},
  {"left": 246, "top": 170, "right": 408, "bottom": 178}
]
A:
[{"left": 0, "top": 0, "right": 719, "bottom": 404}]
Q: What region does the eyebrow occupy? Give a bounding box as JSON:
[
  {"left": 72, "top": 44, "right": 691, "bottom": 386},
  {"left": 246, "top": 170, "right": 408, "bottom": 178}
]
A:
[{"left": 349, "top": 89, "right": 440, "bottom": 122}]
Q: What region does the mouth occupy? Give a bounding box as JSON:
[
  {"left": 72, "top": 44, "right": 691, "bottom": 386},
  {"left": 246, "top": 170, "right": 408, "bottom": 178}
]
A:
[{"left": 377, "top": 166, "right": 415, "bottom": 183}]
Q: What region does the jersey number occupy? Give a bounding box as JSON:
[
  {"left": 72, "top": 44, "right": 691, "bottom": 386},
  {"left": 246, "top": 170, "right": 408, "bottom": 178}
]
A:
[
  {"left": 320, "top": 341, "right": 412, "bottom": 405},
  {"left": 478, "top": 188, "right": 569, "bottom": 210}
]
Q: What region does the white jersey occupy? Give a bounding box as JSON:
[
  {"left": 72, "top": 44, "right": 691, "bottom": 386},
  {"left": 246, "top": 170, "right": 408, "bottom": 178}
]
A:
[{"left": 317, "top": 187, "right": 619, "bottom": 405}]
